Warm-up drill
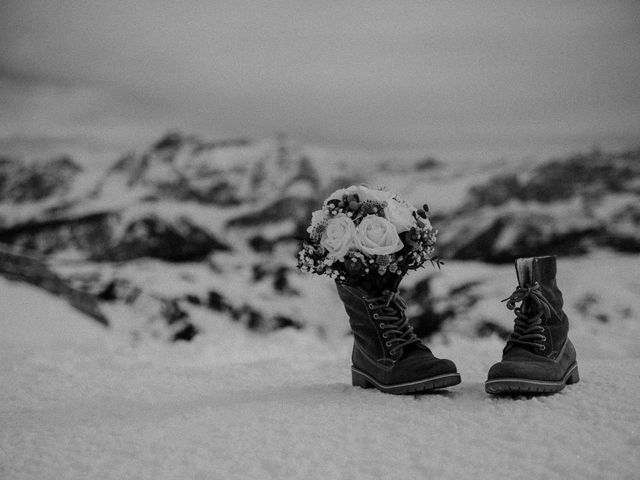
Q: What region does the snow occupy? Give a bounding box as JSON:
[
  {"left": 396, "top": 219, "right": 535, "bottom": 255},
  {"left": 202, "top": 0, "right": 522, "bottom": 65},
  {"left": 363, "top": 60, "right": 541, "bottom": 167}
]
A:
[
  {"left": 2, "top": 254, "right": 640, "bottom": 480},
  {"left": 0, "top": 278, "right": 106, "bottom": 348}
]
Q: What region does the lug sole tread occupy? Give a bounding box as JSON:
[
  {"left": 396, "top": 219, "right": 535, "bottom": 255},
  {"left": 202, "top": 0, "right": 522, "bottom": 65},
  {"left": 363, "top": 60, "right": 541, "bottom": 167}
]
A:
[
  {"left": 485, "top": 363, "right": 579, "bottom": 395},
  {"left": 352, "top": 368, "right": 461, "bottom": 394}
]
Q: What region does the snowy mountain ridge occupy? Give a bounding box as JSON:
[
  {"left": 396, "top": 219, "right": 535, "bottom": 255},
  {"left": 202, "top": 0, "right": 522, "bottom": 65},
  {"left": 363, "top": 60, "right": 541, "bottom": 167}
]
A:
[{"left": 0, "top": 134, "right": 638, "bottom": 343}]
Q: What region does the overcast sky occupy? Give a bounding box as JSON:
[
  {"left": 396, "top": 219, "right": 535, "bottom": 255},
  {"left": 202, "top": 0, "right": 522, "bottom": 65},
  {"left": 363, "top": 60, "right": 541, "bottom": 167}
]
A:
[{"left": 1, "top": 0, "right": 639, "bottom": 163}]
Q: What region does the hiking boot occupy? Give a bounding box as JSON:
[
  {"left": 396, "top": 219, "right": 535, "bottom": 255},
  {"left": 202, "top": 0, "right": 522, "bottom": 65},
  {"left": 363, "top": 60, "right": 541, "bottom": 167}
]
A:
[
  {"left": 337, "top": 283, "right": 461, "bottom": 394},
  {"left": 485, "top": 256, "right": 579, "bottom": 395}
]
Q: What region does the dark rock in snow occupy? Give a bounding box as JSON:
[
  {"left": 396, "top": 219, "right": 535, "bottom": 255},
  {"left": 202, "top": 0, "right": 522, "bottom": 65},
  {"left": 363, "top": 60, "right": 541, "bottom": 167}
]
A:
[
  {"left": 161, "top": 299, "right": 189, "bottom": 325},
  {"left": 0, "top": 212, "right": 115, "bottom": 256},
  {"left": 97, "top": 280, "right": 119, "bottom": 301},
  {"left": 0, "top": 155, "right": 82, "bottom": 203},
  {"left": 173, "top": 323, "right": 199, "bottom": 341},
  {"left": 184, "top": 294, "right": 201, "bottom": 305},
  {"left": 414, "top": 156, "right": 442, "bottom": 171},
  {"left": 439, "top": 212, "right": 601, "bottom": 263},
  {"left": 465, "top": 147, "right": 640, "bottom": 207},
  {"left": 273, "top": 315, "right": 303, "bottom": 329},
  {"left": 93, "top": 214, "right": 230, "bottom": 262},
  {"left": 0, "top": 246, "right": 109, "bottom": 326},
  {"left": 273, "top": 266, "right": 297, "bottom": 295},
  {"left": 0, "top": 212, "right": 229, "bottom": 262},
  {"left": 400, "top": 277, "right": 482, "bottom": 339},
  {"left": 208, "top": 290, "right": 232, "bottom": 312}
]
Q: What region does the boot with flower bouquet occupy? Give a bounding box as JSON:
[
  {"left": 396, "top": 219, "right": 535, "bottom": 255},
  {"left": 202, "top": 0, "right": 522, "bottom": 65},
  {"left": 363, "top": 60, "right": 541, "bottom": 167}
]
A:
[{"left": 298, "top": 185, "right": 460, "bottom": 394}]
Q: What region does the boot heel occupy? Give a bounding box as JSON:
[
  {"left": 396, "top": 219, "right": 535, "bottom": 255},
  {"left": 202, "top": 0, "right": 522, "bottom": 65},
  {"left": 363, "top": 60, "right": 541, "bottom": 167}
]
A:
[
  {"left": 351, "top": 369, "right": 374, "bottom": 388},
  {"left": 567, "top": 365, "right": 580, "bottom": 385}
]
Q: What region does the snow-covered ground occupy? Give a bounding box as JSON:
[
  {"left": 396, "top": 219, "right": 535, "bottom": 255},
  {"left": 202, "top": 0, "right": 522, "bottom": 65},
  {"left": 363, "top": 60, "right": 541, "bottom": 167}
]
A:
[{"left": 1, "top": 253, "right": 640, "bottom": 480}]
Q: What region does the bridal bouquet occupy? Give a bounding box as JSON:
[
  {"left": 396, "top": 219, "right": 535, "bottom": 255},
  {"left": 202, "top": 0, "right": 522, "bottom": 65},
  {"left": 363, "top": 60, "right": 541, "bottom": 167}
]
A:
[{"left": 298, "top": 185, "right": 440, "bottom": 293}]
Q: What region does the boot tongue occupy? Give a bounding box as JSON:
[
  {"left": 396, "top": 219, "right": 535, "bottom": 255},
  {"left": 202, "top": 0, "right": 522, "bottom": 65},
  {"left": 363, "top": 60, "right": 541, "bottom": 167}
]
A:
[
  {"left": 514, "top": 257, "right": 536, "bottom": 315},
  {"left": 515, "top": 258, "right": 533, "bottom": 287}
]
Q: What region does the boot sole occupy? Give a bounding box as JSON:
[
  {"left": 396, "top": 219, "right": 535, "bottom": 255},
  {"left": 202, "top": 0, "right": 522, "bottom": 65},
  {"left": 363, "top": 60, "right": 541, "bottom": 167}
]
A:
[
  {"left": 484, "top": 363, "right": 580, "bottom": 395},
  {"left": 351, "top": 367, "right": 461, "bottom": 394}
]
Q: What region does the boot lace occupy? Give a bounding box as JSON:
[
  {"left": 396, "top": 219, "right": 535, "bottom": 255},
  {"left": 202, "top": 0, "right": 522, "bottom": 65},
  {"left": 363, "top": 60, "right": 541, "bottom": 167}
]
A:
[
  {"left": 365, "top": 291, "right": 420, "bottom": 356},
  {"left": 502, "top": 282, "right": 555, "bottom": 351}
]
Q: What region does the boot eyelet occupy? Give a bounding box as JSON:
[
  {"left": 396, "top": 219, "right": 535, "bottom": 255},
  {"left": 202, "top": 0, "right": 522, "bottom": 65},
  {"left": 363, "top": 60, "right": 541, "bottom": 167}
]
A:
[
  {"left": 538, "top": 345, "right": 546, "bottom": 351},
  {"left": 368, "top": 304, "right": 374, "bottom": 309},
  {"left": 541, "top": 335, "right": 546, "bottom": 341},
  {"left": 373, "top": 313, "right": 379, "bottom": 319},
  {"left": 385, "top": 341, "right": 392, "bottom": 347},
  {"left": 382, "top": 333, "right": 388, "bottom": 338},
  {"left": 379, "top": 323, "right": 385, "bottom": 328}
]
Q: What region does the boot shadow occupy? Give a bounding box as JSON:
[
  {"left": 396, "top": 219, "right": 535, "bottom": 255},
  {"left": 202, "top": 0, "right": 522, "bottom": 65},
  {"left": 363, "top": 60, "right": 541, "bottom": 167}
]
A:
[{"left": 411, "top": 388, "right": 457, "bottom": 398}]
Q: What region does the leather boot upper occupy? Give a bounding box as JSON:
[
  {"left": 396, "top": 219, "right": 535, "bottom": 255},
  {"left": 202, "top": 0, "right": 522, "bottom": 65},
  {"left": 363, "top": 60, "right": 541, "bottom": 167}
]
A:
[
  {"left": 488, "top": 255, "right": 577, "bottom": 382},
  {"left": 337, "top": 283, "right": 458, "bottom": 385}
]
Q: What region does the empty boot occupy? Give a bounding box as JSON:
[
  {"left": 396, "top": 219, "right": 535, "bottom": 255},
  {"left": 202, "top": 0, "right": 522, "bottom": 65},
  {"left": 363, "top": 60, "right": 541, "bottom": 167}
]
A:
[{"left": 485, "top": 255, "right": 579, "bottom": 395}]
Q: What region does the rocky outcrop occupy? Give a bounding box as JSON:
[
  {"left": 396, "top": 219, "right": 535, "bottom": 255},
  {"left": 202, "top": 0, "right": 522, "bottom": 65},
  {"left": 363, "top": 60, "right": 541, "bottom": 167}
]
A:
[
  {"left": 93, "top": 213, "right": 229, "bottom": 262},
  {"left": 0, "top": 245, "right": 108, "bottom": 326},
  {"left": 95, "top": 133, "right": 247, "bottom": 205},
  {"left": 1, "top": 132, "right": 333, "bottom": 259},
  {"left": 95, "top": 278, "right": 199, "bottom": 341},
  {"left": 465, "top": 148, "right": 639, "bottom": 207},
  {"left": 0, "top": 212, "right": 114, "bottom": 255},
  {"left": 0, "top": 155, "right": 82, "bottom": 203},
  {"left": 437, "top": 148, "right": 640, "bottom": 262},
  {"left": 93, "top": 131, "right": 319, "bottom": 207},
  {"left": 0, "top": 211, "right": 229, "bottom": 261}
]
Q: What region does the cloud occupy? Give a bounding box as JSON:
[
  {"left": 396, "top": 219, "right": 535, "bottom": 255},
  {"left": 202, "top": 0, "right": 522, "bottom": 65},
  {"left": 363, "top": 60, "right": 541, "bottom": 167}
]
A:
[
  {"left": 1, "top": 0, "right": 639, "bottom": 160},
  {"left": 0, "top": 75, "right": 164, "bottom": 151}
]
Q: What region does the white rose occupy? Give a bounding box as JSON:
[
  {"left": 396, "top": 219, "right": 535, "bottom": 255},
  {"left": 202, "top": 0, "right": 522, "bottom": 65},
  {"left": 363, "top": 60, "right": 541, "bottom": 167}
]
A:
[
  {"left": 384, "top": 198, "right": 416, "bottom": 233},
  {"left": 355, "top": 215, "right": 404, "bottom": 256},
  {"left": 320, "top": 214, "right": 356, "bottom": 261}
]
